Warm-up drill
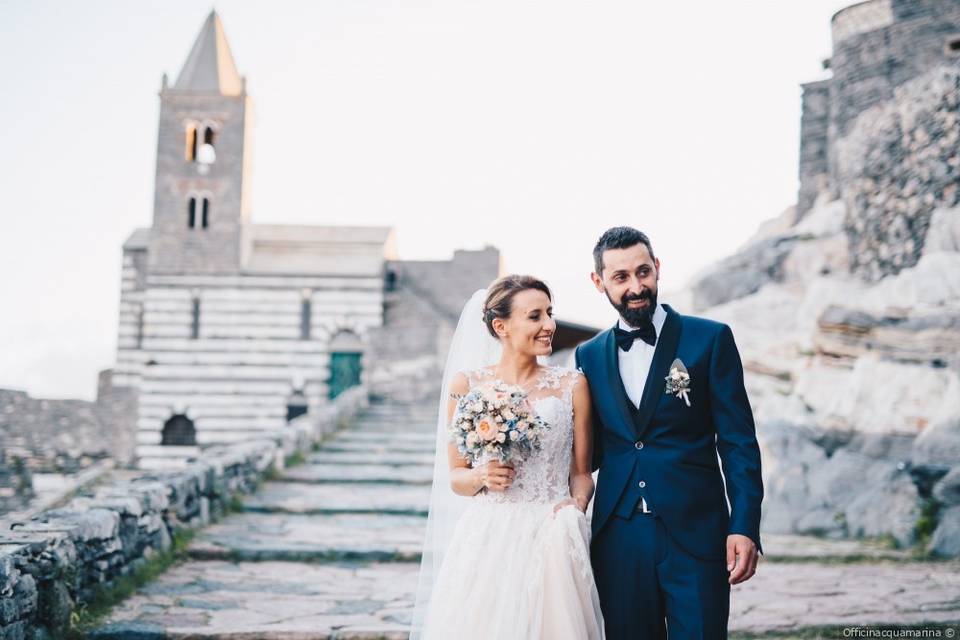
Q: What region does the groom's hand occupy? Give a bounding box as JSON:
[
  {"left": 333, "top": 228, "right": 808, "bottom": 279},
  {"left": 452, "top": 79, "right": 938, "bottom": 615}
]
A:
[{"left": 726, "top": 534, "right": 758, "bottom": 585}]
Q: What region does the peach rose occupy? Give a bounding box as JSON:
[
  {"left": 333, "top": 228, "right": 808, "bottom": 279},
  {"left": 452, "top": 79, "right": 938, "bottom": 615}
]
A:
[{"left": 476, "top": 419, "right": 498, "bottom": 442}]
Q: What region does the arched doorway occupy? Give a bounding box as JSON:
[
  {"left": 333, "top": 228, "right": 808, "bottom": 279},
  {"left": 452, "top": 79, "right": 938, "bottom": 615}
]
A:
[
  {"left": 328, "top": 330, "right": 363, "bottom": 399},
  {"left": 161, "top": 414, "right": 197, "bottom": 446}
]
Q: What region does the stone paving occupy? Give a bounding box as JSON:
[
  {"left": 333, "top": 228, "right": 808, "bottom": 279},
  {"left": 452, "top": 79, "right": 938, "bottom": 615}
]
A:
[{"left": 90, "top": 401, "right": 960, "bottom": 639}]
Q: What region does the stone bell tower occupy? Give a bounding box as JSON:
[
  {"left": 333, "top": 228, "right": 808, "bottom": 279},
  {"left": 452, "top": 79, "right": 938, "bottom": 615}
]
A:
[{"left": 148, "top": 10, "right": 253, "bottom": 274}]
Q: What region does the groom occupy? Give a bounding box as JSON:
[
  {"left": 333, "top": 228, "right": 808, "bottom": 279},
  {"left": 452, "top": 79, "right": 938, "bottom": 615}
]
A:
[{"left": 575, "top": 226, "right": 763, "bottom": 640}]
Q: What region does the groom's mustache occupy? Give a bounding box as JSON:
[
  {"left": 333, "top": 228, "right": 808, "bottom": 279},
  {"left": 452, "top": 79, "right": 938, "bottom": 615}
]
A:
[{"left": 621, "top": 290, "right": 652, "bottom": 303}]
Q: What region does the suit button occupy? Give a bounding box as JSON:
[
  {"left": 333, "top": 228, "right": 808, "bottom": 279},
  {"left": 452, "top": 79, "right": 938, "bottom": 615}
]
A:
[
  {"left": 638, "top": 481, "right": 646, "bottom": 488},
  {"left": 634, "top": 440, "right": 644, "bottom": 450}
]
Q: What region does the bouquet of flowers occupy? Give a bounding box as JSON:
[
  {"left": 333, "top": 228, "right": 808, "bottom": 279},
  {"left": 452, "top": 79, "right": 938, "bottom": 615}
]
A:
[{"left": 449, "top": 381, "right": 550, "bottom": 466}]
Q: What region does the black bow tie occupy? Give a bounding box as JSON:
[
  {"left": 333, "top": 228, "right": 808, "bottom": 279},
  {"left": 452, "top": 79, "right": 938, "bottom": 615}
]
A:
[{"left": 614, "top": 322, "right": 657, "bottom": 351}]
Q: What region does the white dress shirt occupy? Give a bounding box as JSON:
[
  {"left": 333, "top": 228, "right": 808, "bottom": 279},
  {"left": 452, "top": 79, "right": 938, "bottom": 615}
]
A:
[
  {"left": 617, "top": 302, "right": 667, "bottom": 409},
  {"left": 617, "top": 302, "right": 666, "bottom": 514}
]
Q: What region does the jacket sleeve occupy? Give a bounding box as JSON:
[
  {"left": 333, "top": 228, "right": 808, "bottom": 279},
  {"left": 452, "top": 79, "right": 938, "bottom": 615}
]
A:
[
  {"left": 709, "top": 324, "right": 764, "bottom": 554},
  {"left": 575, "top": 344, "right": 604, "bottom": 473}
]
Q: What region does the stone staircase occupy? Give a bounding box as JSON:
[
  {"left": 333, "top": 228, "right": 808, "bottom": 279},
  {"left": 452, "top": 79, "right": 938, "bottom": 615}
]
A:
[
  {"left": 87, "top": 399, "right": 960, "bottom": 638},
  {"left": 89, "top": 401, "right": 436, "bottom": 639}
]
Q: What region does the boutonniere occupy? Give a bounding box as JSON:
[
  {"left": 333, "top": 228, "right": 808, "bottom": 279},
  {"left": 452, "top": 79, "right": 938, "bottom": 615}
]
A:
[{"left": 664, "top": 358, "right": 691, "bottom": 407}]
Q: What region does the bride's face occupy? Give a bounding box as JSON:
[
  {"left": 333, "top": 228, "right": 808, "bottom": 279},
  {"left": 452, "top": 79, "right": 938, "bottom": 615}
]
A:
[{"left": 493, "top": 289, "right": 556, "bottom": 357}]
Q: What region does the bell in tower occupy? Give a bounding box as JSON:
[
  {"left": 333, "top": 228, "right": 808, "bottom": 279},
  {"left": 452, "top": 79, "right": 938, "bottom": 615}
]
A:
[{"left": 148, "top": 10, "right": 253, "bottom": 274}]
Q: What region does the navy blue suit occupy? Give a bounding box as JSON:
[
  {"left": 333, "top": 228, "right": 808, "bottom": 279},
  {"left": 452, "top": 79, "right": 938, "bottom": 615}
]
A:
[{"left": 575, "top": 304, "right": 763, "bottom": 639}]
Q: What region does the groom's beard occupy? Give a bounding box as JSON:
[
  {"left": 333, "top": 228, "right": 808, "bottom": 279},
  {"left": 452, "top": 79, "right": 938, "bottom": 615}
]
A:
[{"left": 607, "top": 288, "right": 657, "bottom": 327}]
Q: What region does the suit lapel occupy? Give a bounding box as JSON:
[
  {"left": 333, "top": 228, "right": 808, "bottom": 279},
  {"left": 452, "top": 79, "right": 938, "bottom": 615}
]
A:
[
  {"left": 601, "top": 326, "right": 638, "bottom": 441},
  {"left": 632, "top": 304, "right": 681, "bottom": 438}
]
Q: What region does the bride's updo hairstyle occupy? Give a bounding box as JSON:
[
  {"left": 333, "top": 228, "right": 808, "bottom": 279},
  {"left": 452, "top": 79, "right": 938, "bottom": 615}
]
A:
[{"left": 482, "top": 275, "right": 552, "bottom": 339}]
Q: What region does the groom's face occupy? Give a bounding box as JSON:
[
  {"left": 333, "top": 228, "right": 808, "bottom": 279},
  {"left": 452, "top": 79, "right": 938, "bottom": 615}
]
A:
[{"left": 591, "top": 243, "right": 660, "bottom": 327}]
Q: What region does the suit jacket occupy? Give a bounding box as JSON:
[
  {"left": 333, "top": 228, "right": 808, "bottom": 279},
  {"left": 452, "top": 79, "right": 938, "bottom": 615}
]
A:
[{"left": 575, "top": 304, "right": 764, "bottom": 560}]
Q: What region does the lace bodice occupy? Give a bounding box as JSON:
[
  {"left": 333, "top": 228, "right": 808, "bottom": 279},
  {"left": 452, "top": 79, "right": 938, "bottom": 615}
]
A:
[{"left": 458, "top": 365, "right": 581, "bottom": 505}]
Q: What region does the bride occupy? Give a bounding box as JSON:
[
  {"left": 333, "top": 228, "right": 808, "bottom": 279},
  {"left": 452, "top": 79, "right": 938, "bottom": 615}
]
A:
[{"left": 410, "top": 275, "right": 605, "bottom": 640}]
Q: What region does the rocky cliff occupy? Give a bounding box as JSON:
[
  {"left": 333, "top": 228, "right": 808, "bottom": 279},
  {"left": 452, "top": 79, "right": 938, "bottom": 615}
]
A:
[{"left": 685, "top": 63, "right": 960, "bottom": 557}]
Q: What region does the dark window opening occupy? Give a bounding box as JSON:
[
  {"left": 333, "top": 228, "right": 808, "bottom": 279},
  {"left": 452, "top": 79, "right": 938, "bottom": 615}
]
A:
[
  {"left": 204, "top": 126, "right": 216, "bottom": 147},
  {"left": 136, "top": 307, "right": 144, "bottom": 349},
  {"left": 191, "top": 298, "right": 200, "bottom": 339},
  {"left": 201, "top": 198, "right": 209, "bottom": 228},
  {"left": 188, "top": 198, "right": 197, "bottom": 228},
  {"left": 948, "top": 37, "right": 960, "bottom": 53},
  {"left": 300, "top": 299, "right": 312, "bottom": 339},
  {"left": 161, "top": 414, "right": 197, "bottom": 446},
  {"left": 384, "top": 270, "right": 398, "bottom": 292}
]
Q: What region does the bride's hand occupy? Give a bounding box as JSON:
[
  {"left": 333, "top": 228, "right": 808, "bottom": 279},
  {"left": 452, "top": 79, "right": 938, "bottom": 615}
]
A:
[
  {"left": 553, "top": 497, "right": 586, "bottom": 513},
  {"left": 475, "top": 460, "right": 515, "bottom": 492}
]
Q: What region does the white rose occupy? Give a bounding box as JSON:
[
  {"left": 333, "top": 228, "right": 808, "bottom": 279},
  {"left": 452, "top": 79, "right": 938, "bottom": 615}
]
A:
[
  {"left": 509, "top": 430, "right": 519, "bottom": 441},
  {"left": 466, "top": 433, "right": 478, "bottom": 446},
  {"left": 502, "top": 409, "right": 515, "bottom": 421},
  {"left": 496, "top": 432, "right": 506, "bottom": 443}
]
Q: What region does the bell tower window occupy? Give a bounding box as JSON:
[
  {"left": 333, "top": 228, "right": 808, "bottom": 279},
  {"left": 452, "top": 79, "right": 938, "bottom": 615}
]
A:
[
  {"left": 201, "top": 198, "right": 210, "bottom": 228},
  {"left": 185, "top": 124, "right": 198, "bottom": 161},
  {"left": 187, "top": 197, "right": 197, "bottom": 228}
]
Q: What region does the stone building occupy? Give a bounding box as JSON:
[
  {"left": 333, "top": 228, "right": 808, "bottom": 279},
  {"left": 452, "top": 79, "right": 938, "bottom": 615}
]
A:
[
  {"left": 109, "top": 12, "right": 503, "bottom": 469},
  {"left": 798, "top": 0, "right": 960, "bottom": 217}
]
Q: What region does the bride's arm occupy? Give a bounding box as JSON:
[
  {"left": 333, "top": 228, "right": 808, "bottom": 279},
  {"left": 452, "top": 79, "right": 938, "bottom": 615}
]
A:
[
  {"left": 562, "top": 373, "right": 595, "bottom": 512},
  {"left": 446, "top": 372, "right": 515, "bottom": 496}
]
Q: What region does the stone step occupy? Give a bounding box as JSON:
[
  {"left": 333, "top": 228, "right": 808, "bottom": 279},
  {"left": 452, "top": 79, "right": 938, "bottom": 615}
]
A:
[
  {"left": 333, "top": 431, "right": 436, "bottom": 444},
  {"left": 282, "top": 464, "right": 433, "bottom": 485},
  {"left": 358, "top": 406, "right": 436, "bottom": 417},
  {"left": 761, "top": 533, "right": 914, "bottom": 562},
  {"left": 308, "top": 450, "right": 435, "bottom": 467},
  {"left": 88, "top": 555, "right": 960, "bottom": 638},
  {"left": 187, "top": 512, "right": 426, "bottom": 562},
  {"left": 349, "top": 420, "right": 435, "bottom": 431},
  {"left": 341, "top": 420, "right": 437, "bottom": 436},
  {"left": 320, "top": 440, "right": 436, "bottom": 455},
  {"left": 87, "top": 559, "right": 418, "bottom": 639},
  {"left": 353, "top": 414, "right": 435, "bottom": 424},
  {"left": 242, "top": 481, "right": 430, "bottom": 516}
]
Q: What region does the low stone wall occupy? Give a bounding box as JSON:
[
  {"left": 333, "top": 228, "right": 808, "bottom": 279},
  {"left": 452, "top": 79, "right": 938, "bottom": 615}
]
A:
[{"left": 0, "top": 386, "right": 367, "bottom": 640}]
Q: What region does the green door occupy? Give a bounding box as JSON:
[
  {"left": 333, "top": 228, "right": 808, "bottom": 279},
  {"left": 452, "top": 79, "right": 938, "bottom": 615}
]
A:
[{"left": 329, "top": 352, "right": 362, "bottom": 399}]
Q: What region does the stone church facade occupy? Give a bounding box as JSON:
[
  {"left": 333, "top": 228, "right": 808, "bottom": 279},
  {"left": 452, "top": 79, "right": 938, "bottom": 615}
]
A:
[{"left": 110, "top": 12, "right": 502, "bottom": 468}]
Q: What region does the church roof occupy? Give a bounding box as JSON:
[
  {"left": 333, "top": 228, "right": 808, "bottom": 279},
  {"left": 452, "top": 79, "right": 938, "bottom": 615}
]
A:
[
  {"left": 123, "top": 228, "right": 151, "bottom": 250},
  {"left": 245, "top": 224, "right": 396, "bottom": 276},
  {"left": 173, "top": 10, "right": 243, "bottom": 96}
]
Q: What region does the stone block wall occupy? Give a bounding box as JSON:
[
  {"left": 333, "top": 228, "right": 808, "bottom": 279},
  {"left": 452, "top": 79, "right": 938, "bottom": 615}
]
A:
[
  {"left": 798, "top": 79, "right": 831, "bottom": 218},
  {"left": 0, "top": 387, "right": 366, "bottom": 639}
]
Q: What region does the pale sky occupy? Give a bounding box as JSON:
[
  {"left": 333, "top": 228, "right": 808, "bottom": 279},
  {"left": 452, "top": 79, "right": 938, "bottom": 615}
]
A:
[{"left": 0, "top": 0, "right": 852, "bottom": 401}]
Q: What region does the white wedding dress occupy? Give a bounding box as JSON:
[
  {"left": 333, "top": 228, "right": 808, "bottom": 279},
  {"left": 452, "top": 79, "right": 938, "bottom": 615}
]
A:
[{"left": 418, "top": 365, "right": 605, "bottom": 640}]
